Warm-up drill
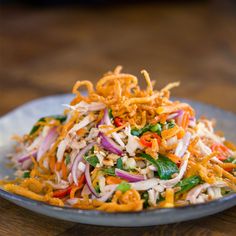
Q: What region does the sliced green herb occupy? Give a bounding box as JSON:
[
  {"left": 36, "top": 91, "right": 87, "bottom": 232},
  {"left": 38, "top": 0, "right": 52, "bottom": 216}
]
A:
[
  {"left": 223, "top": 157, "right": 236, "bottom": 163},
  {"left": 166, "top": 120, "right": 175, "bottom": 129},
  {"left": 131, "top": 122, "right": 164, "bottom": 137},
  {"left": 65, "top": 154, "right": 71, "bottom": 165},
  {"left": 90, "top": 146, "right": 95, "bottom": 154},
  {"left": 85, "top": 146, "right": 95, "bottom": 157},
  {"left": 102, "top": 167, "right": 115, "bottom": 176},
  {"left": 86, "top": 155, "right": 99, "bottom": 167},
  {"left": 156, "top": 195, "right": 165, "bottom": 203},
  {"left": 23, "top": 171, "right": 30, "bottom": 178},
  {"left": 140, "top": 153, "right": 179, "bottom": 180},
  {"left": 116, "top": 157, "right": 123, "bottom": 170},
  {"left": 29, "top": 115, "right": 67, "bottom": 135},
  {"left": 117, "top": 182, "right": 131, "bottom": 193},
  {"left": 108, "top": 108, "right": 114, "bottom": 120},
  {"left": 175, "top": 176, "right": 201, "bottom": 195},
  {"left": 141, "top": 191, "right": 149, "bottom": 208},
  {"left": 131, "top": 124, "right": 151, "bottom": 136},
  {"left": 94, "top": 184, "right": 100, "bottom": 193}
]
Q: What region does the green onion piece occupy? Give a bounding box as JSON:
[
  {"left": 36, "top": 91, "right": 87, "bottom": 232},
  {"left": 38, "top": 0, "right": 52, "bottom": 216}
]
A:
[
  {"left": 150, "top": 123, "right": 162, "bottom": 135},
  {"left": 131, "top": 124, "right": 152, "bottom": 136},
  {"left": 116, "top": 182, "right": 131, "bottom": 193},
  {"left": 131, "top": 123, "right": 163, "bottom": 137}
]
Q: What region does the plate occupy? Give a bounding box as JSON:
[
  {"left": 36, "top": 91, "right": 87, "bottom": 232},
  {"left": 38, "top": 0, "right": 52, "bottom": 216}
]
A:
[{"left": 0, "top": 94, "right": 236, "bottom": 227}]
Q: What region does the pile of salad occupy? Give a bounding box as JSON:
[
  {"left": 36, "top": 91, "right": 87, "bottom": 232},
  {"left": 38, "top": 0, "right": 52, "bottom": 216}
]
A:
[{"left": 1, "top": 66, "right": 236, "bottom": 212}]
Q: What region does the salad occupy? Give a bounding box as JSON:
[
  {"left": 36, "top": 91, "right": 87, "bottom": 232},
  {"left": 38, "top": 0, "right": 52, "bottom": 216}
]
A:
[{"left": 1, "top": 66, "right": 236, "bottom": 212}]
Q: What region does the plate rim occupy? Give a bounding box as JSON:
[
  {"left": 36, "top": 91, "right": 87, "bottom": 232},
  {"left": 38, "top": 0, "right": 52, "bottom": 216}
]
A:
[{"left": 0, "top": 187, "right": 236, "bottom": 217}]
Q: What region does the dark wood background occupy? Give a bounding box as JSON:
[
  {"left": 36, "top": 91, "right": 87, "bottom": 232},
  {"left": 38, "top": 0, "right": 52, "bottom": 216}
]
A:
[{"left": 0, "top": 0, "right": 236, "bottom": 235}]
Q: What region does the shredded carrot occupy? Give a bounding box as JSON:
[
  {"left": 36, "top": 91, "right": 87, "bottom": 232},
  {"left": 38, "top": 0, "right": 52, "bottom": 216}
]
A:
[
  {"left": 161, "top": 126, "right": 179, "bottom": 139},
  {"left": 105, "top": 123, "right": 127, "bottom": 135},
  {"left": 177, "top": 128, "right": 185, "bottom": 139},
  {"left": 106, "top": 176, "right": 123, "bottom": 185},
  {"left": 167, "top": 153, "right": 182, "bottom": 164},
  {"left": 76, "top": 128, "right": 87, "bottom": 136},
  {"left": 61, "top": 162, "right": 67, "bottom": 180},
  {"left": 181, "top": 112, "right": 190, "bottom": 129},
  {"left": 224, "top": 140, "right": 236, "bottom": 151},
  {"left": 162, "top": 188, "right": 174, "bottom": 208},
  {"left": 49, "top": 155, "right": 56, "bottom": 172},
  {"left": 55, "top": 162, "right": 62, "bottom": 171},
  {"left": 214, "top": 165, "right": 236, "bottom": 184}
]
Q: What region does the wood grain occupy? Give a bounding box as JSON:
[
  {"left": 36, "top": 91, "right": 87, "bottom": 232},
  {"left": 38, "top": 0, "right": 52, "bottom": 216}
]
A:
[{"left": 0, "top": 1, "right": 236, "bottom": 235}]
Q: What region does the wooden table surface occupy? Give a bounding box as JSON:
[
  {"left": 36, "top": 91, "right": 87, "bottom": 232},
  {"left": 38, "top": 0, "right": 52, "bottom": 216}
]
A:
[{"left": 0, "top": 1, "right": 236, "bottom": 235}]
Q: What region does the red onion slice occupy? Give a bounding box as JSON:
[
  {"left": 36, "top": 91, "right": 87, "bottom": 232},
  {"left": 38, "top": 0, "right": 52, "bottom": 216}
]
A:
[
  {"left": 96, "top": 184, "right": 117, "bottom": 202},
  {"left": 37, "top": 127, "right": 58, "bottom": 161},
  {"left": 85, "top": 162, "right": 99, "bottom": 197},
  {"left": 130, "top": 178, "right": 160, "bottom": 191},
  {"left": 17, "top": 150, "right": 37, "bottom": 163},
  {"left": 100, "top": 133, "right": 123, "bottom": 155},
  {"left": 176, "top": 110, "right": 184, "bottom": 126},
  {"left": 115, "top": 168, "right": 144, "bottom": 182},
  {"left": 98, "top": 109, "right": 124, "bottom": 154},
  {"left": 98, "top": 108, "right": 125, "bottom": 148},
  {"left": 81, "top": 183, "right": 91, "bottom": 196},
  {"left": 189, "top": 117, "right": 196, "bottom": 127},
  {"left": 71, "top": 142, "right": 95, "bottom": 186},
  {"left": 99, "top": 108, "right": 111, "bottom": 126},
  {"left": 21, "top": 159, "right": 32, "bottom": 170}
]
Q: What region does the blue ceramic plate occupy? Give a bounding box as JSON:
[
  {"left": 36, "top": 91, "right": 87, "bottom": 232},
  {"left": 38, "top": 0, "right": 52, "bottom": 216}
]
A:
[{"left": 0, "top": 94, "right": 236, "bottom": 227}]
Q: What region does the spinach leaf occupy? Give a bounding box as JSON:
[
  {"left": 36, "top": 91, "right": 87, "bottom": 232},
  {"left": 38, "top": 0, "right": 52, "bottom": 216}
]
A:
[
  {"left": 117, "top": 182, "right": 131, "bottom": 193},
  {"left": 29, "top": 114, "right": 67, "bottom": 135},
  {"left": 175, "top": 176, "right": 201, "bottom": 195},
  {"left": 116, "top": 157, "right": 123, "bottom": 170},
  {"left": 140, "top": 153, "right": 179, "bottom": 180},
  {"left": 102, "top": 167, "right": 115, "bottom": 176},
  {"left": 86, "top": 155, "right": 99, "bottom": 167}
]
